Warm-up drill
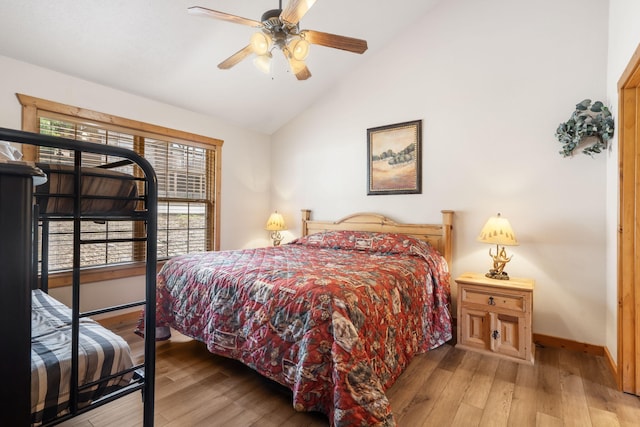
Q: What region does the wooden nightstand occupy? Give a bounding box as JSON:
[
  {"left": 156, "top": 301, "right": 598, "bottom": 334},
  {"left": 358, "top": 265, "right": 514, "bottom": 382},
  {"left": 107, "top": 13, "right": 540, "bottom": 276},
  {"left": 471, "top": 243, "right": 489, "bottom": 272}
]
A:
[{"left": 455, "top": 272, "right": 534, "bottom": 364}]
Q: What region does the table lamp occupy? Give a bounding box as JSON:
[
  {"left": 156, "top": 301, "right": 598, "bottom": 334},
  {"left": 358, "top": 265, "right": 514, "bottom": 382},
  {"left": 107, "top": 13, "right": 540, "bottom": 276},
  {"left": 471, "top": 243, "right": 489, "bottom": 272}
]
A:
[
  {"left": 477, "top": 213, "right": 519, "bottom": 280},
  {"left": 265, "top": 211, "right": 287, "bottom": 246}
]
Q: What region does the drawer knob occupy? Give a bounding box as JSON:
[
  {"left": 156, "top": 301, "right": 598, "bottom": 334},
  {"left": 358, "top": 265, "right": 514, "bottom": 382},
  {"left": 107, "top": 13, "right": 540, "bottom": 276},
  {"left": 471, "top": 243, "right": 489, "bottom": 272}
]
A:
[
  {"left": 488, "top": 296, "right": 496, "bottom": 306},
  {"left": 492, "top": 330, "right": 500, "bottom": 340}
]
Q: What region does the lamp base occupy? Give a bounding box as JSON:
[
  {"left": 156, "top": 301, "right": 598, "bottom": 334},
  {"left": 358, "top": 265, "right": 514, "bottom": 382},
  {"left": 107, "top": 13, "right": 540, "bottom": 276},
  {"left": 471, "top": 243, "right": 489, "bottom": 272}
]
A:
[
  {"left": 270, "top": 230, "right": 283, "bottom": 246},
  {"left": 485, "top": 269, "right": 510, "bottom": 280}
]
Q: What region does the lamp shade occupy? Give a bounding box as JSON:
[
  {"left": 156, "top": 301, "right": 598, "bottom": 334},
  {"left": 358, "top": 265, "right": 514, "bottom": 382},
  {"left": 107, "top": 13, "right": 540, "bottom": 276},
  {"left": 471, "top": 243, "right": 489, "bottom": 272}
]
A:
[
  {"left": 288, "top": 37, "right": 310, "bottom": 61},
  {"left": 265, "top": 212, "right": 286, "bottom": 231},
  {"left": 477, "top": 213, "right": 518, "bottom": 246},
  {"left": 250, "top": 32, "right": 272, "bottom": 56},
  {"left": 253, "top": 53, "right": 272, "bottom": 74}
]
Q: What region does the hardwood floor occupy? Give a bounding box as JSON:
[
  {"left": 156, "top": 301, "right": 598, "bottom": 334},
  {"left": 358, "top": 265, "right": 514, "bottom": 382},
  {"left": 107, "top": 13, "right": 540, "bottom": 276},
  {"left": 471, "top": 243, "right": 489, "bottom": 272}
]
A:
[{"left": 60, "top": 319, "right": 640, "bottom": 427}]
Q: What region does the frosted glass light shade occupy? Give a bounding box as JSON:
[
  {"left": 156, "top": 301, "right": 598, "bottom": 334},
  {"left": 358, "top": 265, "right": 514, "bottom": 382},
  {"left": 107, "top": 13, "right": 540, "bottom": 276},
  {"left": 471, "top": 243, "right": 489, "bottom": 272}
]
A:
[
  {"left": 253, "top": 54, "right": 272, "bottom": 74},
  {"left": 250, "top": 32, "right": 272, "bottom": 55},
  {"left": 288, "top": 37, "right": 310, "bottom": 61}
]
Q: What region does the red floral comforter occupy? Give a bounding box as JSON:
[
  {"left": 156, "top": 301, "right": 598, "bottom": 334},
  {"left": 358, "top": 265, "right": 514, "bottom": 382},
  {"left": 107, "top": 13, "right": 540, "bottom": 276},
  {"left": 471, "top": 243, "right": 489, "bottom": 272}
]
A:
[{"left": 153, "top": 230, "right": 452, "bottom": 426}]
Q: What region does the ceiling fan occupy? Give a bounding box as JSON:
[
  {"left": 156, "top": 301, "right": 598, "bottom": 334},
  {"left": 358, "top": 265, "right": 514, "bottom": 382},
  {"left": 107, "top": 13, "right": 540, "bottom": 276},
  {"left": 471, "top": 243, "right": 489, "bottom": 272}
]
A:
[{"left": 188, "top": 0, "right": 368, "bottom": 80}]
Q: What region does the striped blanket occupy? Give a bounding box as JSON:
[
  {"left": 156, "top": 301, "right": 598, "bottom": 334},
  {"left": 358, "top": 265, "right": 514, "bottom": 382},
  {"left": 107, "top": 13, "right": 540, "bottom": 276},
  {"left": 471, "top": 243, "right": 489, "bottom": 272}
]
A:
[{"left": 31, "top": 290, "right": 134, "bottom": 425}]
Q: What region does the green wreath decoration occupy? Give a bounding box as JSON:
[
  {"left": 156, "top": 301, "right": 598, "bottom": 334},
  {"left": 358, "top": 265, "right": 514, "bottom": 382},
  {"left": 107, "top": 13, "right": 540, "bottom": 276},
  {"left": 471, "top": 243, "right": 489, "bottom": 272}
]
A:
[{"left": 555, "top": 99, "right": 614, "bottom": 157}]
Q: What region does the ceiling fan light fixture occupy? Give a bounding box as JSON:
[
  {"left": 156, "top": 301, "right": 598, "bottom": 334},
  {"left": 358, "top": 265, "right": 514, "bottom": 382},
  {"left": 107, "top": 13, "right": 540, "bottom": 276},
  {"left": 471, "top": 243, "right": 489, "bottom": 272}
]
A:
[
  {"left": 253, "top": 53, "right": 272, "bottom": 74},
  {"left": 288, "top": 37, "right": 310, "bottom": 61},
  {"left": 250, "top": 32, "right": 272, "bottom": 56},
  {"left": 189, "top": 1, "right": 368, "bottom": 80}
]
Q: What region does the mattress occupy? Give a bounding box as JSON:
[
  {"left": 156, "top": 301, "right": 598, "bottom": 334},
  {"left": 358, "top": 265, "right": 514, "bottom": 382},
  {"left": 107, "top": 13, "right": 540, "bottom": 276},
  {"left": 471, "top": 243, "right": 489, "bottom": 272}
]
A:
[
  {"left": 31, "top": 289, "right": 134, "bottom": 425},
  {"left": 35, "top": 163, "right": 138, "bottom": 215}
]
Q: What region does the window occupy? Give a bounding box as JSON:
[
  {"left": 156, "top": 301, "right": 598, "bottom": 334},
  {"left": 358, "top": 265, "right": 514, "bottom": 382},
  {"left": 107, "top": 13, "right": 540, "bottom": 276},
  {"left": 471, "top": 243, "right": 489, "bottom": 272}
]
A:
[{"left": 18, "top": 94, "right": 223, "bottom": 286}]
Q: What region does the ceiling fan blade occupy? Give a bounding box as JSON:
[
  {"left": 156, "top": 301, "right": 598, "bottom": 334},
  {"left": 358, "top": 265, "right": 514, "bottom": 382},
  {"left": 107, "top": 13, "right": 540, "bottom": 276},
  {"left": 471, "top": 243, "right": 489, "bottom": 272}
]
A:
[
  {"left": 218, "top": 45, "right": 254, "bottom": 70},
  {"left": 284, "top": 52, "right": 312, "bottom": 80},
  {"left": 188, "top": 6, "right": 263, "bottom": 28},
  {"left": 280, "top": 0, "right": 317, "bottom": 25},
  {"left": 292, "top": 63, "right": 312, "bottom": 80},
  {"left": 301, "top": 30, "right": 368, "bottom": 54}
]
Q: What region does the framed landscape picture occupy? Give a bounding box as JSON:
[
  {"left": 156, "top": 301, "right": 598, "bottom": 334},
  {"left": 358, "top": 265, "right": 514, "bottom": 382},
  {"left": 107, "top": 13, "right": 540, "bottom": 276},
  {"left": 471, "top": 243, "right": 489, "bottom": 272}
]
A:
[{"left": 367, "top": 119, "right": 422, "bottom": 195}]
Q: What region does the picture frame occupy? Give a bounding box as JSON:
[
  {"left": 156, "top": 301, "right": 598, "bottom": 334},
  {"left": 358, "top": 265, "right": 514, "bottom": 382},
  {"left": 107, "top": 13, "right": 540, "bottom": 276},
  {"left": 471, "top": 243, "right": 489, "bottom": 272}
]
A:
[{"left": 367, "top": 119, "right": 422, "bottom": 195}]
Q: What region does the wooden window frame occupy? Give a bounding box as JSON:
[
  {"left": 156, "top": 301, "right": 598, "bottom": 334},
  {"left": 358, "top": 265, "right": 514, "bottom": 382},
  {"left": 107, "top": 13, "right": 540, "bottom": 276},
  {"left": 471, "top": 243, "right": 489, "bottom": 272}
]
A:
[{"left": 17, "top": 93, "right": 223, "bottom": 287}]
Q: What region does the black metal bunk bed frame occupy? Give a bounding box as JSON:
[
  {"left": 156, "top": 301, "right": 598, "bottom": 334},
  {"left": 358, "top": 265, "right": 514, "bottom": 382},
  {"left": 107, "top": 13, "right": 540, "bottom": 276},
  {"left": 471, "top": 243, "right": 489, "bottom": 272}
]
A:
[{"left": 0, "top": 127, "right": 156, "bottom": 426}]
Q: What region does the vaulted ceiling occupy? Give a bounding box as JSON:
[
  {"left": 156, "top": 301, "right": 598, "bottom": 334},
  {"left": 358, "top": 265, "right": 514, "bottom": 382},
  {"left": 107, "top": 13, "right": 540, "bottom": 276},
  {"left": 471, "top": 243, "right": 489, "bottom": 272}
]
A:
[{"left": 0, "top": 1, "right": 442, "bottom": 134}]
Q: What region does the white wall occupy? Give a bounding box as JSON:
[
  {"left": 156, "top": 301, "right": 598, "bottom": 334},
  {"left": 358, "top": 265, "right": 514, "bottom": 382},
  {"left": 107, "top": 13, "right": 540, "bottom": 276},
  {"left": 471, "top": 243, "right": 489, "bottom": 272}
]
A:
[
  {"left": 0, "top": 54, "right": 272, "bottom": 310},
  {"left": 605, "top": 0, "right": 640, "bottom": 361},
  {"left": 272, "top": 0, "right": 609, "bottom": 345}
]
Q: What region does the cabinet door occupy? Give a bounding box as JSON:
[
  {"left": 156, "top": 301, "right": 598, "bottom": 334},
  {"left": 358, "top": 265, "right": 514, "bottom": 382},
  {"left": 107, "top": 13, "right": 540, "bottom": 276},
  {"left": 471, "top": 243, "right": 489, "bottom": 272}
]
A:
[
  {"left": 460, "top": 307, "right": 490, "bottom": 350},
  {"left": 490, "top": 313, "right": 525, "bottom": 359}
]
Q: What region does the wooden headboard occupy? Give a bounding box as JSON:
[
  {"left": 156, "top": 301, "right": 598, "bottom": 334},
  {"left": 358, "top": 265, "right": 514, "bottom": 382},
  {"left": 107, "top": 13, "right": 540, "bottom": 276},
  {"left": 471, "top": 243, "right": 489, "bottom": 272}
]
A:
[{"left": 301, "top": 209, "right": 454, "bottom": 268}]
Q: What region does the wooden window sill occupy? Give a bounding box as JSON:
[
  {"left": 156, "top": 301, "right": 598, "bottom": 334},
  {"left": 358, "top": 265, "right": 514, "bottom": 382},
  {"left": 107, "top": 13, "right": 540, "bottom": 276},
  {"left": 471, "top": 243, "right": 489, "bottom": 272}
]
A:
[{"left": 43, "top": 261, "right": 166, "bottom": 288}]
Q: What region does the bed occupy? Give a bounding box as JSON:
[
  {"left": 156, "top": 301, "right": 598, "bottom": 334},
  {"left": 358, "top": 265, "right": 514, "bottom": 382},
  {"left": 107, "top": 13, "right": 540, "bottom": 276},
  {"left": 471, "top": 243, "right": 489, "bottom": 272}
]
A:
[
  {"left": 0, "top": 127, "right": 157, "bottom": 427},
  {"left": 35, "top": 162, "right": 139, "bottom": 216},
  {"left": 144, "top": 209, "right": 454, "bottom": 426},
  {"left": 31, "top": 289, "right": 135, "bottom": 425}
]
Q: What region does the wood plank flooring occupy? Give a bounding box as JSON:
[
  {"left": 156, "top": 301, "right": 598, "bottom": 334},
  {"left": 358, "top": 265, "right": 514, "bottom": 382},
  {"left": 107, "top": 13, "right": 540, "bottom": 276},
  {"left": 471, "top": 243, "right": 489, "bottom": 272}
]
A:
[{"left": 59, "top": 319, "right": 640, "bottom": 426}]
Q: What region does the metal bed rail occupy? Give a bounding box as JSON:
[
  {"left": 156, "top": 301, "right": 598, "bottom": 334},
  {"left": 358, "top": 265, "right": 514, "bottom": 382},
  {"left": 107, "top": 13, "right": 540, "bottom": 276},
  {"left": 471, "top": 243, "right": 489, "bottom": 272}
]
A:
[{"left": 0, "top": 127, "right": 157, "bottom": 427}]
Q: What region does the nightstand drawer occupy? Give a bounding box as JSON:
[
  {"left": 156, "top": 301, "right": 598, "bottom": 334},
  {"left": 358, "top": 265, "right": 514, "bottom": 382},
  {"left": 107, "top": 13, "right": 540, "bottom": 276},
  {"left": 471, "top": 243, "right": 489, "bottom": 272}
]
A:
[{"left": 461, "top": 286, "right": 526, "bottom": 312}]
